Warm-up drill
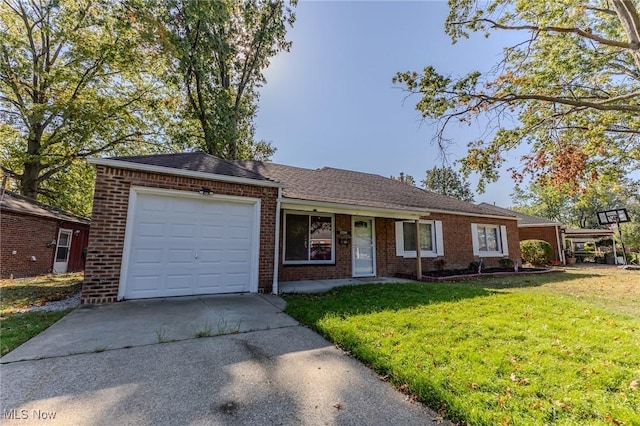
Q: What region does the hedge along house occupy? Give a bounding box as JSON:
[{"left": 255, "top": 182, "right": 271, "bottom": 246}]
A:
[
  {"left": 477, "top": 203, "right": 565, "bottom": 264},
  {"left": 0, "top": 191, "right": 90, "bottom": 279},
  {"left": 83, "top": 152, "right": 519, "bottom": 304}
]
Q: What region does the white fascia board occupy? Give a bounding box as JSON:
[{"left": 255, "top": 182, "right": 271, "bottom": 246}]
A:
[
  {"left": 422, "top": 207, "right": 519, "bottom": 221},
  {"left": 89, "top": 158, "right": 283, "bottom": 189},
  {"left": 518, "top": 223, "right": 563, "bottom": 228},
  {"left": 280, "top": 198, "right": 426, "bottom": 220}
]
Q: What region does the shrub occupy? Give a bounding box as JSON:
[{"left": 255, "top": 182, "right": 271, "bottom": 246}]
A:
[
  {"left": 468, "top": 261, "right": 481, "bottom": 273},
  {"left": 520, "top": 239, "right": 554, "bottom": 266},
  {"left": 433, "top": 259, "right": 446, "bottom": 271},
  {"left": 498, "top": 258, "right": 514, "bottom": 270}
]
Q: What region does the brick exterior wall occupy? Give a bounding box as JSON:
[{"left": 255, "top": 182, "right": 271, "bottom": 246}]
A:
[
  {"left": 82, "top": 165, "right": 278, "bottom": 304},
  {"left": 278, "top": 212, "right": 521, "bottom": 282},
  {"left": 0, "top": 212, "right": 88, "bottom": 278},
  {"left": 518, "top": 226, "right": 562, "bottom": 261},
  {"left": 1, "top": 211, "right": 57, "bottom": 278}
]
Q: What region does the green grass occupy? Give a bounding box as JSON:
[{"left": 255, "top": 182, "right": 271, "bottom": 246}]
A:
[
  {"left": 1, "top": 273, "right": 82, "bottom": 355},
  {"left": 285, "top": 268, "right": 640, "bottom": 425}
]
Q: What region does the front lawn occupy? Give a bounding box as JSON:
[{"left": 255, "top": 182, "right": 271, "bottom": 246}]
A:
[
  {"left": 0, "top": 273, "right": 82, "bottom": 355},
  {"left": 285, "top": 268, "right": 640, "bottom": 425}
]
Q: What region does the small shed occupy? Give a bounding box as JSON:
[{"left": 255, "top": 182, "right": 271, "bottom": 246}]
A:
[{"left": 0, "top": 191, "right": 90, "bottom": 278}]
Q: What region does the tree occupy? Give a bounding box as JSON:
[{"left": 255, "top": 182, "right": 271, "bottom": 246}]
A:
[
  {"left": 390, "top": 172, "right": 416, "bottom": 186},
  {"left": 146, "top": 0, "right": 295, "bottom": 160},
  {"left": 393, "top": 0, "right": 640, "bottom": 193},
  {"left": 422, "top": 166, "right": 475, "bottom": 202},
  {"left": 0, "top": 0, "right": 172, "bottom": 215},
  {"left": 511, "top": 176, "right": 640, "bottom": 229}
]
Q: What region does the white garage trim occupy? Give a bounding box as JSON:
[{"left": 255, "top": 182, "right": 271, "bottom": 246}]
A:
[{"left": 118, "top": 186, "right": 261, "bottom": 300}]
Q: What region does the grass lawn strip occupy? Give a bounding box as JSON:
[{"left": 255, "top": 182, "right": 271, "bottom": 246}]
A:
[
  {"left": 1, "top": 273, "right": 82, "bottom": 355},
  {"left": 285, "top": 270, "right": 640, "bottom": 426}
]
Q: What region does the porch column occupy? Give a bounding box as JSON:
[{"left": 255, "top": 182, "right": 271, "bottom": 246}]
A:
[{"left": 415, "top": 220, "right": 422, "bottom": 280}]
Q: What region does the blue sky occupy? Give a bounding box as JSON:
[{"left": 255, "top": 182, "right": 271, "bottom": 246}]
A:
[{"left": 254, "top": 1, "right": 526, "bottom": 207}]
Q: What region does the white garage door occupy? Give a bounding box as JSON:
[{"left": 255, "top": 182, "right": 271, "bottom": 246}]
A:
[{"left": 121, "top": 189, "right": 259, "bottom": 300}]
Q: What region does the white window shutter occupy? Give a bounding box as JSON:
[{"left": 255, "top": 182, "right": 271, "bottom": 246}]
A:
[
  {"left": 471, "top": 223, "right": 480, "bottom": 256},
  {"left": 395, "top": 221, "right": 405, "bottom": 257},
  {"left": 435, "top": 221, "right": 444, "bottom": 256},
  {"left": 500, "top": 225, "right": 509, "bottom": 256}
]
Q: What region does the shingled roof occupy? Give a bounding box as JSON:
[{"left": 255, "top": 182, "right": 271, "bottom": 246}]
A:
[
  {"left": 107, "top": 152, "right": 274, "bottom": 183},
  {"left": 0, "top": 191, "right": 90, "bottom": 224},
  {"left": 97, "top": 153, "right": 515, "bottom": 218},
  {"left": 477, "top": 203, "right": 562, "bottom": 226},
  {"left": 236, "top": 160, "right": 514, "bottom": 218}
]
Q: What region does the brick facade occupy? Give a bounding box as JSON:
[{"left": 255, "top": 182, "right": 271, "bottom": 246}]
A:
[
  {"left": 1, "top": 211, "right": 57, "bottom": 278},
  {"left": 84, "top": 164, "right": 521, "bottom": 303},
  {"left": 82, "top": 165, "right": 278, "bottom": 304},
  {"left": 518, "top": 226, "right": 562, "bottom": 261},
  {"left": 278, "top": 212, "right": 521, "bottom": 282},
  {"left": 0, "top": 211, "right": 89, "bottom": 279}
]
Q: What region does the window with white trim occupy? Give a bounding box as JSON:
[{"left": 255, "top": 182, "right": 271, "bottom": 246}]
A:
[
  {"left": 395, "top": 220, "right": 444, "bottom": 258},
  {"left": 284, "top": 213, "right": 334, "bottom": 264},
  {"left": 471, "top": 223, "right": 509, "bottom": 257}
]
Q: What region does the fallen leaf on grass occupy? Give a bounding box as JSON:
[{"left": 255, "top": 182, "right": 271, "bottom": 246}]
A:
[{"left": 630, "top": 379, "right": 638, "bottom": 390}]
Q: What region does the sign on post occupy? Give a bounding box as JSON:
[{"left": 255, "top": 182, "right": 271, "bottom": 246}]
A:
[
  {"left": 596, "top": 208, "right": 630, "bottom": 265},
  {"left": 596, "top": 208, "right": 630, "bottom": 225}
]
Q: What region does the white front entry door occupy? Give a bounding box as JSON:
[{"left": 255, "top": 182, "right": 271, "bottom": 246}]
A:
[
  {"left": 352, "top": 217, "right": 376, "bottom": 277},
  {"left": 121, "top": 190, "right": 259, "bottom": 300},
  {"left": 53, "top": 229, "right": 73, "bottom": 274}
]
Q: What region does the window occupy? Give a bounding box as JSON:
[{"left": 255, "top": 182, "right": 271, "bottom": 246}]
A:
[
  {"left": 471, "top": 224, "right": 509, "bottom": 257},
  {"left": 284, "top": 213, "right": 334, "bottom": 264},
  {"left": 395, "top": 220, "right": 444, "bottom": 258}
]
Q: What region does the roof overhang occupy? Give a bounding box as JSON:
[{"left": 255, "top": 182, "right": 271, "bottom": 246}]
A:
[
  {"left": 281, "top": 198, "right": 518, "bottom": 221},
  {"left": 89, "top": 158, "right": 284, "bottom": 189},
  {"left": 281, "top": 198, "right": 426, "bottom": 220},
  {"left": 518, "top": 223, "right": 563, "bottom": 228}
]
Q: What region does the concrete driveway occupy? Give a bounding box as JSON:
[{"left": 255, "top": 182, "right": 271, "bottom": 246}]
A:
[{"left": 0, "top": 294, "right": 446, "bottom": 425}]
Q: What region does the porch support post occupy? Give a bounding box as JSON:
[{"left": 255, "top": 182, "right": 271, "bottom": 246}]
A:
[
  {"left": 415, "top": 220, "right": 422, "bottom": 280},
  {"left": 272, "top": 188, "right": 282, "bottom": 294}
]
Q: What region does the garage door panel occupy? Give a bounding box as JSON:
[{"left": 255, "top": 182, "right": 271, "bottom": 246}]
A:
[
  {"left": 170, "top": 223, "right": 197, "bottom": 238},
  {"left": 167, "top": 249, "right": 193, "bottom": 264},
  {"left": 123, "top": 192, "right": 257, "bottom": 299},
  {"left": 136, "top": 222, "right": 166, "bottom": 238},
  {"left": 201, "top": 224, "right": 224, "bottom": 239},
  {"left": 165, "top": 274, "right": 192, "bottom": 290}
]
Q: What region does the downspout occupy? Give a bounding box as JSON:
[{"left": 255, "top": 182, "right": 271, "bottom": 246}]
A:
[
  {"left": 554, "top": 226, "right": 564, "bottom": 265},
  {"left": 272, "top": 188, "right": 282, "bottom": 294}
]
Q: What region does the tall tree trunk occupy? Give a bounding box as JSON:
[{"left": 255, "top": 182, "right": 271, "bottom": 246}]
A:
[
  {"left": 22, "top": 124, "right": 44, "bottom": 199},
  {"left": 612, "top": 0, "right": 640, "bottom": 71}
]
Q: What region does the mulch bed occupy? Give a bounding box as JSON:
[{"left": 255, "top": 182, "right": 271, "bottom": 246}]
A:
[{"left": 396, "top": 267, "right": 557, "bottom": 282}]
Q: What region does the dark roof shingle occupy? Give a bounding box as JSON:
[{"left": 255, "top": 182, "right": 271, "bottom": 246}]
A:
[
  {"left": 0, "top": 191, "right": 90, "bottom": 224},
  {"left": 236, "top": 160, "right": 514, "bottom": 217},
  {"left": 477, "top": 203, "right": 562, "bottom": 226},
  {"left": 111, "top": 152, "right": 274, "bottom": 182}
]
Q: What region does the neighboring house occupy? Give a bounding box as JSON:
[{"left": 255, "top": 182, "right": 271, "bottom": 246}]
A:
[
  {"left": 83, "top": 153, "right": 519, "bottom": 304},
  {"left": 477, "top": 203, "right": 565, "bottom": 264},
  {"left": 0, "top": 191, "right": 90, "bottom": 279}
]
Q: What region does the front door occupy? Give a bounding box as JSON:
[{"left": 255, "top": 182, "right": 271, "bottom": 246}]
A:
[
  {"left": 352, "top": 217, "right": 376, "bottom": 277},
  {"left": 53, "top": 229, "right": 73, "bottom": 274}
]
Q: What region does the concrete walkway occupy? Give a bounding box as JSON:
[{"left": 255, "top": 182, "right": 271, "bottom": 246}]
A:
[
  {"left": 1, "top": 294, "right": 293, "bottom": 363},
  {"left": 0, "top": 294, "right": 447, "bottom": 425},
  {"left": 279, "top": 276, "right": 416, "bottom": 294}
]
